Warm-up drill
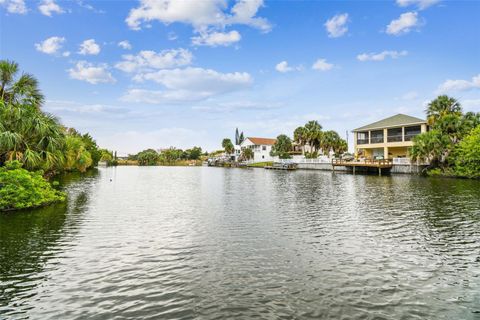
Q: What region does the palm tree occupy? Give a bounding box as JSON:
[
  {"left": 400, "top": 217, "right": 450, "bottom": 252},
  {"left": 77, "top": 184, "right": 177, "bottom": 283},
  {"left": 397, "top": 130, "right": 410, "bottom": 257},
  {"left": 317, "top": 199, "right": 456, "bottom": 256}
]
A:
[
  {"left": 293, "top": 126, "right": 307, "bottom": 153},
  {"left": 304, "top": 120, "right": 323, "bottom": 152},
  {"left": 0, "top": 101, "right": 65, "bottom": 171},
  {"left": 222, "top": 138, "right": 234, "bottom": 154},
  {"left": 0, "top": 60, "right": 44, "bottom": 108},
  {"left": 426, "top": 95, "right": 462, "bottom": 126}
]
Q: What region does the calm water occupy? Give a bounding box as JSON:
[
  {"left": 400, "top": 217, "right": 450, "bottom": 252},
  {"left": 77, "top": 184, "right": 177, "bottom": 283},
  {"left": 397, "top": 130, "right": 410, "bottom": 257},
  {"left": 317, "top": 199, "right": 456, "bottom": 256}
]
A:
[{"left": 1, "top": 167, "right": 480, "bottom": 319}]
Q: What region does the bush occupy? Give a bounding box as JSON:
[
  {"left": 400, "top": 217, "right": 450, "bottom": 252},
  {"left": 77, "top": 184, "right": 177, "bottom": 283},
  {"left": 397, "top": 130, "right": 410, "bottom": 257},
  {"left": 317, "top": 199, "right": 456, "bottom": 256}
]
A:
[
  {"left": 453, "top": 126, "right": 480, "bottom": 178},
  {"left": 0, "top": 161, "right": 66, "bottom": 211}
]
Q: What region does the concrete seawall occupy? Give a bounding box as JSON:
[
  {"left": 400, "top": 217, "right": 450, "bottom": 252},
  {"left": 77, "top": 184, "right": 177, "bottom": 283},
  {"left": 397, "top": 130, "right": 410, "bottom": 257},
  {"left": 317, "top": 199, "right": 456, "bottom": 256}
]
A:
[{"left": 296, "top": 162, "right": 426, "bottom": 174}]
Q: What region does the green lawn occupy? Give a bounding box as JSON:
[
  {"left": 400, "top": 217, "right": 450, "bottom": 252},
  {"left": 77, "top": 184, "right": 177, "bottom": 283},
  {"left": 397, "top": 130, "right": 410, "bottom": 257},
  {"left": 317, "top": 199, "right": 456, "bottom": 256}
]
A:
[{"left": 247, "top": 161, "right": 273, "bottom": 168}]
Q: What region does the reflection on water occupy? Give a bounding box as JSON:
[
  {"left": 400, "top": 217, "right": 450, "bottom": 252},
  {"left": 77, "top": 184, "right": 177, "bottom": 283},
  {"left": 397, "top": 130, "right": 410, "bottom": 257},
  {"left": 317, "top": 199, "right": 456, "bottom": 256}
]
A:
[{"left": 0, "top": 167, "right": 479, "bottom": 319}]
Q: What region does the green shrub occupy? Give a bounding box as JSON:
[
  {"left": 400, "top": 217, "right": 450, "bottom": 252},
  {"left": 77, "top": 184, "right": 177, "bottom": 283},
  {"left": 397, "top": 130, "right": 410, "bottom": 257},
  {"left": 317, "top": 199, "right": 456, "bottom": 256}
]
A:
[
  {"left": 453, "top": 126, "right": 480, "bottom": 178},
  {"left": 0, "top": 161, "right": 66, "bottom": 211}
]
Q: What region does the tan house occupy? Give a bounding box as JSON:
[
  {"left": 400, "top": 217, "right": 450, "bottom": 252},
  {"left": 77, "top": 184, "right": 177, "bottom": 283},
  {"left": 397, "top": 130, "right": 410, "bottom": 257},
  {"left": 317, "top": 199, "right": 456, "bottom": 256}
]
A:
[{"left": 353, "top": 114, "right": 427, "bottom": 160}]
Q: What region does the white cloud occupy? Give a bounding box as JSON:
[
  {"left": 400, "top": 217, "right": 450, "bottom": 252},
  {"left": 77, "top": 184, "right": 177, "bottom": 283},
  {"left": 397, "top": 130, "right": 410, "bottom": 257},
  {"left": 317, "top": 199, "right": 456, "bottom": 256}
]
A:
[
  {"left": 312, "top": 59, "right": 334, "bottom": 71},
  {"left": 325, "top": 13, "right": 349, "bottom": 38},
  {"left": 396, "top": 0, "right": 439, "bottom": 10},
  {"left": 122, "top": 67, "right": 252, "bottom": 103},
  {"left": 78, "top": 39, "right": 101, "bottom": 55},
  {"left": 38, "top": 0, "right": 63, "bottom": 16},
  {"left": 118, "top": 40, "right": 132, "bottom": 50},
  {"left": 125, "top": 0, "right": 271, "bottom": 33},
  {"left": 0, "top": 0, "right": 27, "bottom": 14},
  {"left": 62, "top": 51, "right": 71, "bottom": 57},
  {"left": 192, "top": 30, "right": 241, "bottom": 47},
  {"left": 386, "top": 11, "right": 420, "bottom": 35},
  {"left": 357, "top": 50, "right": 408, "bottom": 61},
  {"left": 35, "top": 36, "right": 65, "bottom": 55},
  {"left": 68, "top": 61, "right": 116, "bottom": 84},
  {"left": 115, "top": 48, "right": 193, "bottom": 73},
  {"left": 436, "top": 74, "right": 480, "bottom": 94},
  {"left": 275, "top": 61, "right": 292, "bottom": 73},
  {"left": 463, "top": 99, "right": 480, "bottom": 112}
]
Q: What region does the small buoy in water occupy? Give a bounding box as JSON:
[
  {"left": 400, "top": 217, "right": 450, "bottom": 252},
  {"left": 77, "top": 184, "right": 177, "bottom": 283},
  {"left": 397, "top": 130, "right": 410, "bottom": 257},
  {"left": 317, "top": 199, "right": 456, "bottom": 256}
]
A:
[{"left": 110, "top": 179, "right": 112, "bottom": 182}]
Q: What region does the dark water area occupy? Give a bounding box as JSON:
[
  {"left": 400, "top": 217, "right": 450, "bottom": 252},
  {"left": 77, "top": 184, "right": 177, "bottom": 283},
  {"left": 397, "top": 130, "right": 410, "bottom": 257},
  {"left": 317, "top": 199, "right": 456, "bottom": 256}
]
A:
[{"left": 1, "top": 167, "right": 479, "bottom": 319}]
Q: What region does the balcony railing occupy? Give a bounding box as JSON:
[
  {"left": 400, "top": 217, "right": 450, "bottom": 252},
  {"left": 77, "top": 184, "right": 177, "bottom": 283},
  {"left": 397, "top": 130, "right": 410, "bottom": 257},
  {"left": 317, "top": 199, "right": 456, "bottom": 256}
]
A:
[
  {"left": 404, "top": 133, "right": 420, "bottom": 141},
  {"left": 387, "top": 135, "right": 403, "bottom": 142},
  {"left": 370, "top": 136, "right": 384, "bottom": 144},
  {"left": 357, "top": 139, "right": 369, "bottom": 145}
]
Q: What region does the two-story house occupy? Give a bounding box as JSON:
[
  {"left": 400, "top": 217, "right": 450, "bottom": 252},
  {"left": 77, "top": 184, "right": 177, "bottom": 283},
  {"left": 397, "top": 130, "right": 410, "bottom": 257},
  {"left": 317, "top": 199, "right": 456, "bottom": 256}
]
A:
[
  {"left": 353, "top": 114, "right": 427, "bottom": 160},
  {"left": 240, "top": 137, "right": 276, "bottom": 162}
]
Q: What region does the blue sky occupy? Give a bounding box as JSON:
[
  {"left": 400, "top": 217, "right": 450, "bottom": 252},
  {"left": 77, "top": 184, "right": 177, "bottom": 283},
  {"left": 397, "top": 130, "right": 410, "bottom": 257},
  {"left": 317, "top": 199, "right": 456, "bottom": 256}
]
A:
[{"left": 1, "top": 0, "right": 479, "bottom": 154}]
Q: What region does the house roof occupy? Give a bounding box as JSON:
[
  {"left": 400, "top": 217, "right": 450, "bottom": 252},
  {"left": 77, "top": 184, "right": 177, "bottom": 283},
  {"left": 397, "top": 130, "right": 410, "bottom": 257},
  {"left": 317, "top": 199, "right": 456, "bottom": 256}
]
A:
[
  {"left": 353, "top": 113, "right": 426, "bottom": 132},
  {"left": 245, "top": 137, "right": 277, "bottom": 145}
]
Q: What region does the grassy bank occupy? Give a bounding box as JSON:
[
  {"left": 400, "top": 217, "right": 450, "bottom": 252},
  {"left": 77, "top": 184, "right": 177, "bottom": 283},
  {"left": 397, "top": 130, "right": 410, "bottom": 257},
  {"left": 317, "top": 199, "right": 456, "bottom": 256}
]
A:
[{"left": 247, "top": 161, "right": 273, "bottom": 168}]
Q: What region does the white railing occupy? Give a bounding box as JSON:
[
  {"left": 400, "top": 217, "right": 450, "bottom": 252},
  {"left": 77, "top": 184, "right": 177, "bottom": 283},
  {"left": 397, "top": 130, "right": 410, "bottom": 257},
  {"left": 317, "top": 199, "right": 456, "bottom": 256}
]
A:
[{"left": 392, "top": 158, "right": 412, "bottom": 165}]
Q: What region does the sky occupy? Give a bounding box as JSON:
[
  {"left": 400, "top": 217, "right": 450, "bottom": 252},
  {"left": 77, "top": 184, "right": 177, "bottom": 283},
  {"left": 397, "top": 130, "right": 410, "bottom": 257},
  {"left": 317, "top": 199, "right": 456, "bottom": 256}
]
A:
[{"left": 1, "top": 0, "right": 479, "bottom": 155}]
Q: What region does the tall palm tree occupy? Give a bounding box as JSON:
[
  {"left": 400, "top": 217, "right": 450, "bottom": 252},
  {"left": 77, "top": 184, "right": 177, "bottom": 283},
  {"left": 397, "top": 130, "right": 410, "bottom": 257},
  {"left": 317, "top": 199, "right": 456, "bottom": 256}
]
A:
[
  {"left": 0, "top": 60, "right": 44, "bottom": 108},
  {"left": 304, "top": 120, "right": 322, "bottom": 152},
  {"left": 426, "top": 95, "right": 462, "bottom": 126}
]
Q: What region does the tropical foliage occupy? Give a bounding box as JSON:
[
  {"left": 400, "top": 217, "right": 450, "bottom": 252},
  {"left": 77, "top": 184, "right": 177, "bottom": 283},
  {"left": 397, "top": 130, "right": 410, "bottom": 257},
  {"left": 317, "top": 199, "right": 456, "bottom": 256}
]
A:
[
  {"left": 410, "top": 95, "right": 480, "bottom": 178},
  {"left": 0, "top": 60, "right": 44, "bottom": 108},
  {"left": 270, "top": 134, "right": 293, "bottom": 159},
  {"left": 130, "top": 147, "right": 204, "bottom": 166},
  {"left": 222, "top": 138, "right": 234, "bottom": 154},
  {"left": 0, "top": 161, "right": 65, "bottom": 211},
  {"left": 294, "top": 121, "right": 347, "bottom": 156}
]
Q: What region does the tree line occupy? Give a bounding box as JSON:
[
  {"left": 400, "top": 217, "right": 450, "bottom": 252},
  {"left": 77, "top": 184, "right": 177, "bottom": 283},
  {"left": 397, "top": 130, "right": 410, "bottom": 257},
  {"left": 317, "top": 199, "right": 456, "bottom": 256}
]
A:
[
  {"left": 127, "top": 147, "right": 204, "bottom": 166},
  {"left": 411, "top": 95, "right": 480, "bottom": 178}
]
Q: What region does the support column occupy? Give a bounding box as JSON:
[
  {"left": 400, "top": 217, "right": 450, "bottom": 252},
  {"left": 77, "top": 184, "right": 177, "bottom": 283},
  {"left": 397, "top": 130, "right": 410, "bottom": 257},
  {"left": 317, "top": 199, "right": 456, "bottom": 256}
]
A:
[
  {"left": 353, "top": 166, "right": 356, "bottom": 175},
  {"left": 384, "top": 146, "right": 389, "bottom": 159},
  {"left": 402, "top": 126, "right": 405, "bottom": 142},
  {"left": 379, "top": 167, "right": 382, "bottom": 176}
]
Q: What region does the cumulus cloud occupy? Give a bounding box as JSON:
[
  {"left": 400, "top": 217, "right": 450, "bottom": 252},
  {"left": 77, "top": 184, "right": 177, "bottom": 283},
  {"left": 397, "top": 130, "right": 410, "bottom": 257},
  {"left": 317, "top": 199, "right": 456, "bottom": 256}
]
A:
[
  {"left": 312, "top": 59, "right": 334, "bottom": 71},
  {"left": 275, "top": 61, "right": 293, "bottom": 73},
  {"left": 126, "top": 0, "right": 270, "bottom": 32},
  {"left": 0, "top": 0, "right": 27, "bottom": 14},
  {"left": 38, "top": 0, "right": 63, "bottom": 16},
  {"left": 116, "top": 48, "right": 193, "bottom": 73},
  {"left": 325, "top": 13, "right": 349, "bottom": 38},
  {"left": 122, "top": 67, "right": 252, "bottom": 103},
  {"left": 436, "top": 74, "right": 480, "bottom": 94},
  {"left": 386, "top": 12, "right": 420, "bottom": 35},
  {"left": 78, "top": 39, "right": 101, "bottom": 55},
  {"left": 35, "top": 36, "right": 65, "bottom": 55},
  {"left": 126, "top": 0, "right": 270, "bottom": 47},
  {"left": 191, "top": 30, "right": 241, "bottom": 47},
  {"left": 357, "top": 50, "right": 408, "bottom": 61},
  {"left": 396, "top": 0, "right": 439, "bottom": 10},
  {"left": 118, "top": 40, "right": 132, "bottom": 50},
  {"left": 68, "top": 61, "right": 116, "bottom": 84}
]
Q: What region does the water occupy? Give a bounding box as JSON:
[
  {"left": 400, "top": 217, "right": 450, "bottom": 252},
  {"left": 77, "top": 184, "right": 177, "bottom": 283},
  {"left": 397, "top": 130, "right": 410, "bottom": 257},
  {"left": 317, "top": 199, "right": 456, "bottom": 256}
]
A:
[{"left": 1, "top": 167, "right": 480, "bottom": 319}]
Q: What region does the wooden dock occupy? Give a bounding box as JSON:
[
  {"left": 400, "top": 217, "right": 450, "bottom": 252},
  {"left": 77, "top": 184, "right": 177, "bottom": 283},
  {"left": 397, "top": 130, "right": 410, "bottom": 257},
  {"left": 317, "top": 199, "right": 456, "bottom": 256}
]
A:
[{"left": 332, "top": 159, "right": 392, "bottom": 176}]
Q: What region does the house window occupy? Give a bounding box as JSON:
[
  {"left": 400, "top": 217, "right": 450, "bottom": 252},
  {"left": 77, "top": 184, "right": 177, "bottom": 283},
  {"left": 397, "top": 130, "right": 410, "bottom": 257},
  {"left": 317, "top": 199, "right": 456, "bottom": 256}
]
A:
[
  {"left": 404, "top": 125, "right": 421, "bottom": 141},
  {"left": 387, "top": 128, "right": 402, "bottom": 142},
  {"left": 262, "top": 146, "right": 266, "bottom": 151},
  {"left": 357, "top": 132, "right": 368, "bottom": 145},
  {"left": 370, "top": 130, "right": 384, "bottom": 144}
]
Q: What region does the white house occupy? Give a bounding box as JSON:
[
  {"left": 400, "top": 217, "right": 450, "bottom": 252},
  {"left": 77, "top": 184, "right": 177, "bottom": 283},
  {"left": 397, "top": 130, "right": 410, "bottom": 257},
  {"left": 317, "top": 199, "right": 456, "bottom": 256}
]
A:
[{"left": 240, "top": 137, "right": 276, "bottom": 163}]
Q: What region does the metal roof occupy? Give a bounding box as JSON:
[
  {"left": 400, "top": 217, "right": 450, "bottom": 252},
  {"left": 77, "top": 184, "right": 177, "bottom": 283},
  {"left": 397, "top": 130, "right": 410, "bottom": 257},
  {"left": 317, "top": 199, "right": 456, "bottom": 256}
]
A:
[{"left": 353, "top": 114, "right": 426, "bottom": 132}]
